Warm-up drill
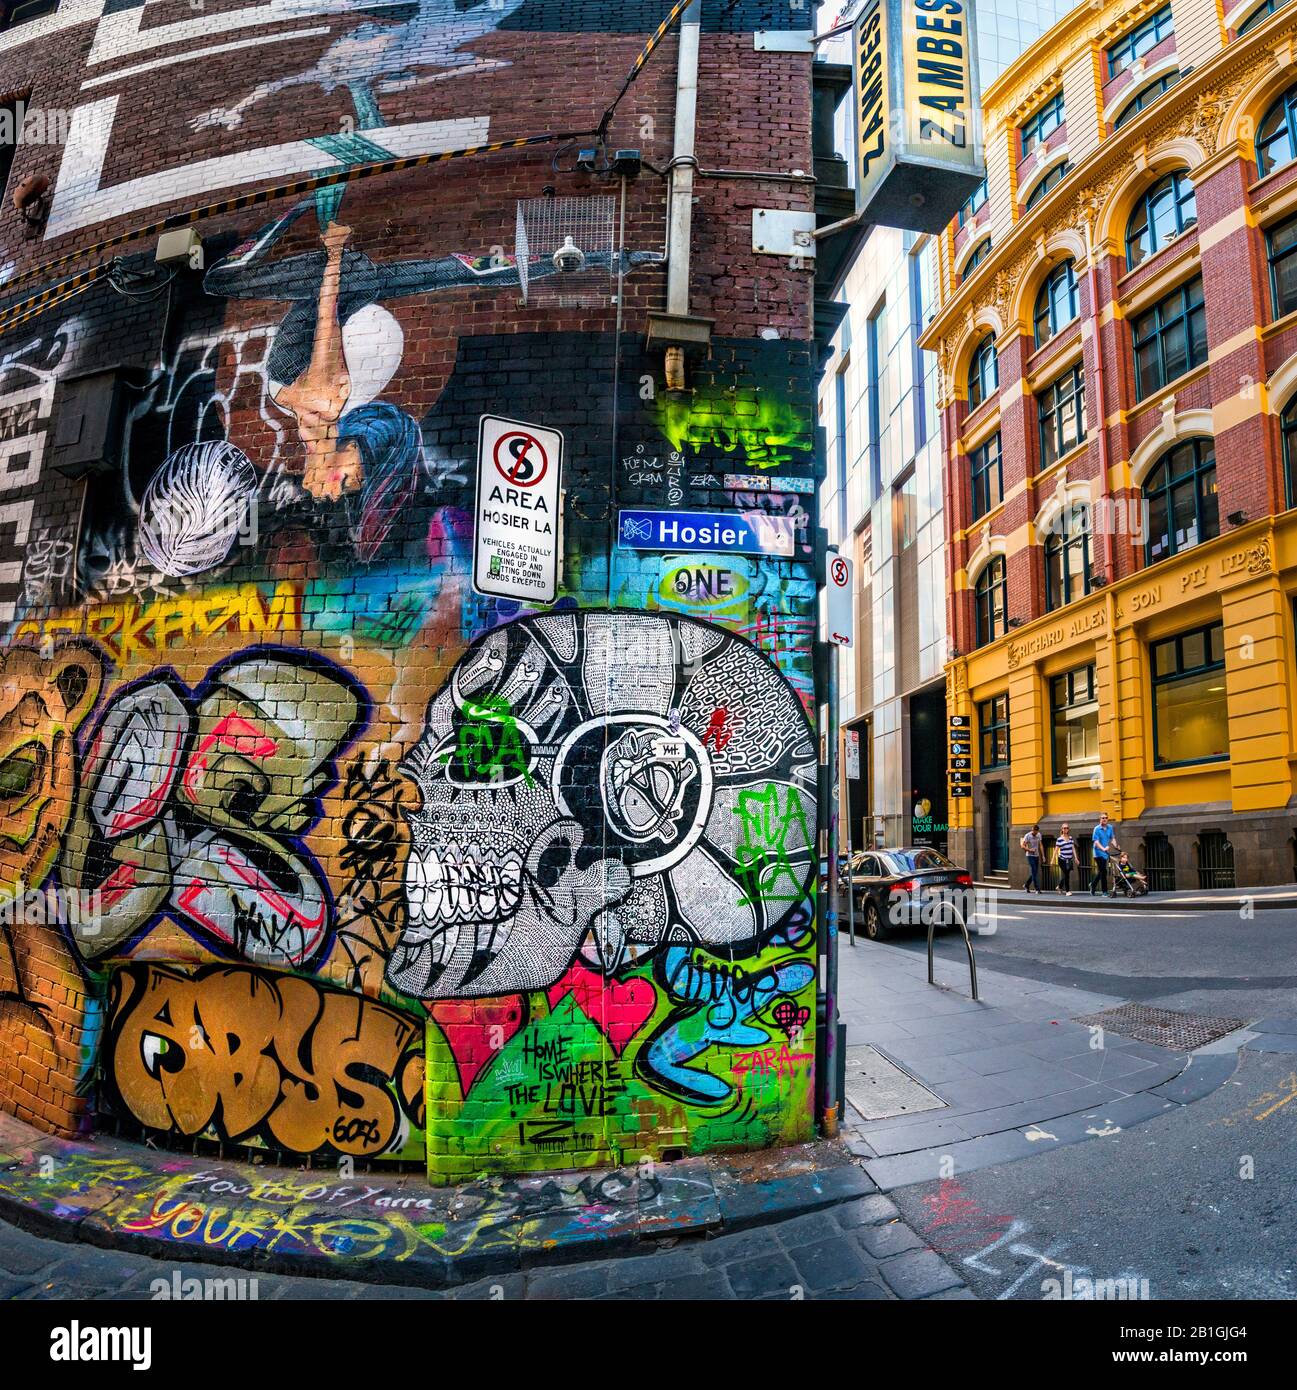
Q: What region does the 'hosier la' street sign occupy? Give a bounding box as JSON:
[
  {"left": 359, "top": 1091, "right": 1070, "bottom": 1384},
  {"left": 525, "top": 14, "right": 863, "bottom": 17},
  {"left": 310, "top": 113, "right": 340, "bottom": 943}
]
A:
[
  {"left": 853, "top": 0, "right": 986, "bottom": 234},
  {"left": 617, "top": 508, "right": 796, "bottom": 558}
]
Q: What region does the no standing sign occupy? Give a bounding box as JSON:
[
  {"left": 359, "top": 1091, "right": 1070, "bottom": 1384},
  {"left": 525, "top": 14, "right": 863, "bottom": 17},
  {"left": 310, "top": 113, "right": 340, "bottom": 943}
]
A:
[{"left": 474, "top": 414, "right": 564, "bottom": 604}]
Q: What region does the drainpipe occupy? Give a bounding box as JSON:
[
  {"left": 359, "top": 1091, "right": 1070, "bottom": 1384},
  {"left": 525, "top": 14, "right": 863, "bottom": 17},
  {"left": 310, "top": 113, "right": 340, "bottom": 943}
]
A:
[
  {"left": 1084, "top": 218, "right": 1115, "bottom": 583},
  {"left": 663, "top": 0, "right": 701, "bottom": 390}
]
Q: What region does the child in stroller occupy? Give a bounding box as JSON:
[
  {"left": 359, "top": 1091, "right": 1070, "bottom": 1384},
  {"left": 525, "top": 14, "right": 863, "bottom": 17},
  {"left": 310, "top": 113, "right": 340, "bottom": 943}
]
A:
[{"left": 1113, "top": 852, "right": 1149, "bottom": 896}]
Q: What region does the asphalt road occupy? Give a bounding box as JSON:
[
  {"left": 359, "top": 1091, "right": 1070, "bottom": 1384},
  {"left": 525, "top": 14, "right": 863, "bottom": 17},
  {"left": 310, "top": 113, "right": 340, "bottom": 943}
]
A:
[
  {"left": 891, "top": 1047, "right": 1297, "bottom": 1301},
  {"left": 877, "top": 898, "right": 1297, "bottom": 1023}
]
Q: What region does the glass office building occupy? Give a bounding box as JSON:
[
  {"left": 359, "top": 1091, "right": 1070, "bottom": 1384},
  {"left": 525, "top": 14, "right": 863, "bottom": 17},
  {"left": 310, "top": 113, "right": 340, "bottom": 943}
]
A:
[{"left": 819, "top": 0, "right": 1083, "bottom": 856}]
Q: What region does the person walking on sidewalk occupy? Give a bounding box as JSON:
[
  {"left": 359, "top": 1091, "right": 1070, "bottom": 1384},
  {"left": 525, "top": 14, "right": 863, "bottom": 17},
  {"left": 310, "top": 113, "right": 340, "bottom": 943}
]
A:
[
  {"left": 1090, "top": 812, "right": 1119, "bottom": 896},
  {"left": 1055, "top": 823, "right": 1076, "bottom": 895},
  {"left": 1021, "top": 824, "right": 1043, "bottom": 893}
]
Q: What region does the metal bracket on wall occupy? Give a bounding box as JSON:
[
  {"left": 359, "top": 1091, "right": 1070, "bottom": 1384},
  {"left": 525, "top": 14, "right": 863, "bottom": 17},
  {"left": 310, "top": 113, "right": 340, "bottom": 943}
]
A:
[
  {"left": 754, "top": 30, "right": 815, "bottom": 52},
  {"left": 752, "top": 209, "right": 817, "bottom": 258}
]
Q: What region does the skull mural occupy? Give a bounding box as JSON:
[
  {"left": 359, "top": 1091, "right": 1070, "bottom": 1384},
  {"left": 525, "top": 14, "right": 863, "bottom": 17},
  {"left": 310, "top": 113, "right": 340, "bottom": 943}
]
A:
[{"left": 389, "top": 611, "right": 817, "bottom": 1001}]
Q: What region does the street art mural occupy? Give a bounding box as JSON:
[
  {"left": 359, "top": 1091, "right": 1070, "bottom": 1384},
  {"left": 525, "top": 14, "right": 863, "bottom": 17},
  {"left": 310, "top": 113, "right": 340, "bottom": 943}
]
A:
[
  {"left": 103, "top": 963, "right": 425, "bottom": 1159},
  {"left": 63, "top": 649, "right": 366, "bottom": 969},
  {"left": 0, "top": 0, "right": 820, "bottom": 1180},
  {"left": 394, "top": 611, "right": 815, "bottom": 1002},
  {"left": 0, "top": 640, "right": 104, "bottom": 1130}
]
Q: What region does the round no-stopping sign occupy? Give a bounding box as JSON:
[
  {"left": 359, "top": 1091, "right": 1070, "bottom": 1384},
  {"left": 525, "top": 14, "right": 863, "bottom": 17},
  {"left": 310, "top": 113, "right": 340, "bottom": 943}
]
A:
[
  {"left": 493, "top": 429, "right": 549, "bottom": 487},
  {"left": 830, "top": 556, "right": 849, "bottom": 588}
]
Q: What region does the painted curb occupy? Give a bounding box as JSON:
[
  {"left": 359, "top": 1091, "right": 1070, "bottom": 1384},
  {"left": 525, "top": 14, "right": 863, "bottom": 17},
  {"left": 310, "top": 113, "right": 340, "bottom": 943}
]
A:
[{"left": 0, "top": 1118, "right": 877, "bottom": 1289}]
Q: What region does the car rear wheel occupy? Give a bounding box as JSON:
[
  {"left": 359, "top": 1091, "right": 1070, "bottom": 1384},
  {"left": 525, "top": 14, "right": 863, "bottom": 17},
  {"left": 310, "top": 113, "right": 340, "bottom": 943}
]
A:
[{"left": 863, "top": 900, "right": 886, "bottom": 941}]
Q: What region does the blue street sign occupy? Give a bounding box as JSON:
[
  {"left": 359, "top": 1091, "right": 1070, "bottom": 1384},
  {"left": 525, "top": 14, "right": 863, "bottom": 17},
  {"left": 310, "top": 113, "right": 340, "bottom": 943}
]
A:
[{"left": 617, "top": 508, "right": 794, "bottom": 557}]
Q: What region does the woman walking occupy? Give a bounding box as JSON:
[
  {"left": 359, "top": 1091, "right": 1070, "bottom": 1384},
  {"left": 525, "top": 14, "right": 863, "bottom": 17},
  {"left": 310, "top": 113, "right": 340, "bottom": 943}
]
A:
[{"left": 1055, "top": 823, "right": 1076, "bottom": 895}]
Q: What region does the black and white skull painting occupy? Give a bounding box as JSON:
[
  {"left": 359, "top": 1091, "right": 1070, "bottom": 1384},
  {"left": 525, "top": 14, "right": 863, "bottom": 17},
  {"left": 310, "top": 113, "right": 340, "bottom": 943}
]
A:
[{"left": 388, "top": 610, "right": 817, "bottom": 1001}]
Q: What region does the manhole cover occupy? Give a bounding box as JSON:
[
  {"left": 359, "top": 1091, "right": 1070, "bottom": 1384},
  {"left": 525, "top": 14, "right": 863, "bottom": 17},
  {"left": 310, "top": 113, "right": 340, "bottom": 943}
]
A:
[
  {"left": 1072, "top": 1003, "right": 1247, "bottom": 1050},
  {"left": 844, "top": 1045, "right": 947, "bottom": 1121}
]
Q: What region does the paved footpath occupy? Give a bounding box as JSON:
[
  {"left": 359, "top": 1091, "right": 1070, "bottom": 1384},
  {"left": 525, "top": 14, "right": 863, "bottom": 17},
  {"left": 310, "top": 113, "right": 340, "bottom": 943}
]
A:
[
  {"left": 0, "top": 1111, "right": 971, "bottom": 1300},
  {"left": 838, "top": 936, "right": 1242, "bottom": 1189},
  {"left": 0, "top": 1197, "right": 971, "bottom": 1301}
]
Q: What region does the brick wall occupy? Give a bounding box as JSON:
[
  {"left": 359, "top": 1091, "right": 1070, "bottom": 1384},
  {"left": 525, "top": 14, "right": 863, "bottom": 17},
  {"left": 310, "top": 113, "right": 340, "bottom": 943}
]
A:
[{"left": 0, "top": 0, "right": 825, "bottom": 1183}]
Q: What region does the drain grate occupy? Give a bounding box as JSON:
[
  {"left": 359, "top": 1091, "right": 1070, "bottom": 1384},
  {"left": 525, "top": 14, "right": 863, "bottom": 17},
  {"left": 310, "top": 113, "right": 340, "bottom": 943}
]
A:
[
  {"left": 844, "top": 1044, "right": 947, "bottom": 1121},
  {"left": 1072, "top": 1003, "right": 1247, "bottom": 1050}
]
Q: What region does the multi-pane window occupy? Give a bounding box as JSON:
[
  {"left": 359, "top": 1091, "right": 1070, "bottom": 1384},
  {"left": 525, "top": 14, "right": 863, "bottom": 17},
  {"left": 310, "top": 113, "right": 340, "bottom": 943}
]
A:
[
  {"left": 1044, "top": 507, "right": 1091, "bottom": 611},
  {"left": 0, "top": 1, "right": 59, "bottom": 30},
  {"left": 1132, "top": 275, "right": 1207, "bottom": 399},
  {"left": 1150, "top": 623, "right": 1228, "bottom": 768},
  {"left": 975, "top": 556, "right": 1007, "bottom": 648},
  {"left": 0, "top": 99, "right": 24, "bottom": 203},
  {"left": 1143, "top": 438, "right": 1219, "bottom": 565},
  {"left": 1106, "top": 5, "right": 1173, "bottom": 78},
  {"left": 1126, "top": 170, "right": 1197, "bottom": 268},
  {"left": 1256, "top": 83, "right": 1297, "bottom": 178},
  {"left": 962, "top": 237, "right": 991, "bottom": 282},
  {"left": 979, "top": 694, "right": 1010, "bottom": 769},
  {"left": 1050, "top": 666, "right": 1099, "bottom": 782},
  {"left": 970, "top": 432, "right": 1003, "bottom": 520},
  {"left": 1282, "top": 397, "right": 1297, "bottom": 509},
  {"left": 1024, "top": 161, "right": 1071, "bottom": 211},
  {"left": 1239, "top": 0, "right": 1292, "bottom": 32},
  {"left": 1115, "top": 71, "right": 1181, "bottom": 128},
  {"left": 1268, "top": 214, "right": 1297, "bottom": 320},
  {"left": 1038, "top": 365, "right": 1086, "bottom": 467},
  {"left": 968, "top": 335, "right": 998, "bottom": 409},
  {"left": 958, "top": 178, "right": 988, "bottom": 226},
  {"left": 1034, "top": 261, "right": 1079, "bottom": 345},
  {"left": 1020, "top": 93, "right": 1064, "bottom": 158}
]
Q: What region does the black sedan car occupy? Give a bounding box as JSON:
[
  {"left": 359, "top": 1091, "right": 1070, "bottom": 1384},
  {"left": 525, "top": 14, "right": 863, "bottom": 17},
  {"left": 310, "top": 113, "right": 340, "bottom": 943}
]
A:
[{"left": 845, "top": 847, "right": 973, "bottom": 940}]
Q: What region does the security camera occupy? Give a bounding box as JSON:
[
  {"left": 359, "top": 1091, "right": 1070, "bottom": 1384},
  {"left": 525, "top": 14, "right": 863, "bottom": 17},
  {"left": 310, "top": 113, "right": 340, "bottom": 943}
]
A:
[{"left": 552, "top": 236, "right": 586, "bottom": 274}]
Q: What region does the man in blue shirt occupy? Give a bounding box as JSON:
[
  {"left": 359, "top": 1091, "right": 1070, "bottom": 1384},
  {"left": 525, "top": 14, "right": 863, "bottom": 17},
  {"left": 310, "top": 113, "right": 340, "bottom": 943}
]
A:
[{"left": 1090, "top": 813, "right": 1119, "bottom": 896}]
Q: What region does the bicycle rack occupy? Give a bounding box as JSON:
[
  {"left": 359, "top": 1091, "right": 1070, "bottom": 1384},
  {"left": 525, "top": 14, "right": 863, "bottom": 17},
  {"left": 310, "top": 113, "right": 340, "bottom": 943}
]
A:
[{"left": 927, "top": 898, "right": 979, "bottom": 1002}]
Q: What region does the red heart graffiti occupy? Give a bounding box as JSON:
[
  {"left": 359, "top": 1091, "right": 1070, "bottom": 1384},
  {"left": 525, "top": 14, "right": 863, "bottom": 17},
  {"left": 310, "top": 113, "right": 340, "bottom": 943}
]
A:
[
  {"left": 547, "top": 962, "right": 657, "bottom": 1057},
  {"left": 427, "top": 995, "right": 526, "bottom": 1098}
]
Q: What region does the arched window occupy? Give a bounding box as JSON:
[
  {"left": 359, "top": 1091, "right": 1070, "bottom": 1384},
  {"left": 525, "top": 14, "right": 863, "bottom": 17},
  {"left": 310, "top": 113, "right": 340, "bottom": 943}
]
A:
[
  {"left": 1126, "top": 171, "right": 1197, "bottom": 268},
  {"left": 968, "top": 335, "right": 998, "bottom": 409},
  {"left": 1283, "top": 396, "right": 1297, "bottom": 509},
  {"left": 1044, "top": 505, "right": 1091, "bottom": 611},
  {"left": 1239, "top": 0, "right": 1292, "bottom": 34},
  {"left": 975, "top": 556, "right": 1007, "bottom": 648},
  {"left": 1256, "top": 82, "right": 1297, "bottom": 178},
  {"left": 1114, "top": 71, "right": 1181, "bottom": 129},
  {"left": 1143, "top": 438, "right": 1219, "bottom": 565},
  {"left": 1024, "top": 161, "right": 1071, "bottom": 211},
  {"left": 961, "top": 238, "right": 991, "bottom": 282},
  {"left": 1034, "top": 261, "right": 1080, "bottom": 345},
  {"left": 958, "top": 178, "right": 988, "bottom": 226}
]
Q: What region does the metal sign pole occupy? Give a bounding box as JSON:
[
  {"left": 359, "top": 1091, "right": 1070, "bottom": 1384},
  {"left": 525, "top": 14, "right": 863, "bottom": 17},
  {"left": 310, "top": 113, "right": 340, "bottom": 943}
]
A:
[{"left": 845, "top": 766, "right": 856, "bottom": 946}]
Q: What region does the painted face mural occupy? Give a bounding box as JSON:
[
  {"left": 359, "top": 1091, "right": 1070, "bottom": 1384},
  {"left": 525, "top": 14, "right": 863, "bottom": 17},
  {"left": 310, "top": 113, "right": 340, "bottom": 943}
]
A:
[
  {"left": 64, "top": 650, "right": 365, "bottom": 967},
  {"left": 0, "top": 641, "right": 104, "bottom": 898},
  {"left": 391, "top": 610, "right": 817, "bottom": 1001},
  {"left": 0, "top": 640, "right": 104, "bottom": 1129},
  {"left": 105, "top": 963, "right": 425, "bottom": 1158}
]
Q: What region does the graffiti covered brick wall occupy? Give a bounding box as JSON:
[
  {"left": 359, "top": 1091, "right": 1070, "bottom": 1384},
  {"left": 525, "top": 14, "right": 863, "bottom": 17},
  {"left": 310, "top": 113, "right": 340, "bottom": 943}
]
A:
[{"left": 0, "top": 0, "right": 821, "bottom": 1182}]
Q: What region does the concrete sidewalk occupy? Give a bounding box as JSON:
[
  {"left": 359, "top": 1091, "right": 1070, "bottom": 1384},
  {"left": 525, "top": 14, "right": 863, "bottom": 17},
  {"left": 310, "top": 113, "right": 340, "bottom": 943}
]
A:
[
  {"left": 974, "top": 883, "right": 1297, "bottom": 911},
  {"left": 837, "top": 937, "right": 1239, "bottom": 1190}
]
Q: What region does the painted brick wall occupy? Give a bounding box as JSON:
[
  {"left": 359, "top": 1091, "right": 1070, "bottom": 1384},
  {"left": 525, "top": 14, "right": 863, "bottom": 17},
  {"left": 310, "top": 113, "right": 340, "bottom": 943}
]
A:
[{"left": 0, "top": 0, "right": 824, "bottom": 1183}]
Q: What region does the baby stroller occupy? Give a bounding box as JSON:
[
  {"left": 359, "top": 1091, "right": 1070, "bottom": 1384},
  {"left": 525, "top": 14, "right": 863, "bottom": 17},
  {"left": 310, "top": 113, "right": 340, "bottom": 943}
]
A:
[{"left": 1112, "top": 861, "right": 1149, "bottom": 897}]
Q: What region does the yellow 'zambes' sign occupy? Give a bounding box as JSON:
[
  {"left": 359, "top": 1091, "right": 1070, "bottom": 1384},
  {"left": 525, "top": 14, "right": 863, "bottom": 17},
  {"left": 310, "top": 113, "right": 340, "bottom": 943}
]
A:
[
  {"left": 903, "top": 0, "right": 972, "bottom": 151},
  {"left": 854, "top": 1, "right": 889, "bottom": 211},
  {"left": 852, "top": 0, "right": 984, "bottom": 232}
]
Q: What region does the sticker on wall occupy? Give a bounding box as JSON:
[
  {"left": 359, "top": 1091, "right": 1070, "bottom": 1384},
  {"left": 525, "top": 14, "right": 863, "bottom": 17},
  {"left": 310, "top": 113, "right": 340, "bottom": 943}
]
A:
[{"left": 473, "top": 414, "right": 563, "bottom": 604}]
